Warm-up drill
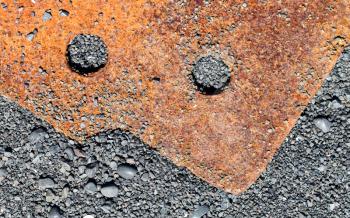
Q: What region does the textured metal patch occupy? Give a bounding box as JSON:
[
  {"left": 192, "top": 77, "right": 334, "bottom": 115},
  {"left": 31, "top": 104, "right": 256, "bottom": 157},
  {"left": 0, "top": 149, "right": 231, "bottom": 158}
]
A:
[{"left": 0, "top": 0, "right": 349, "bottom": 194}]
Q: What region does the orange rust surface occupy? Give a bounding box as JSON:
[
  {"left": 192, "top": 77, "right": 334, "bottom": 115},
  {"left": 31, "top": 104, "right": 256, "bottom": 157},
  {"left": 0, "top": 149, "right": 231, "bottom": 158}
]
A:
[{"left": 1, "top": 0, "right": 350, "bottom": 194}]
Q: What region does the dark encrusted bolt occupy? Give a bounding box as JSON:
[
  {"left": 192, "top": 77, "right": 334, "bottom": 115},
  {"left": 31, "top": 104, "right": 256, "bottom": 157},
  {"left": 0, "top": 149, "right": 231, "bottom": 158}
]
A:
[
  {"left": 192, "top": 55, "right": 231, "bottom": 94},
  {"left": 67, "top": 34, "right": 108, "bottom": 74}
]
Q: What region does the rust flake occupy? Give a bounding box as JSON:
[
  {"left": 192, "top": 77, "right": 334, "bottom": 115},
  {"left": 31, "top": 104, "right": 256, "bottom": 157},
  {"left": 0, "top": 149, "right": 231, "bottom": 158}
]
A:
[{"left": 0, "top": 0, "right": 349, "bottom": 194}]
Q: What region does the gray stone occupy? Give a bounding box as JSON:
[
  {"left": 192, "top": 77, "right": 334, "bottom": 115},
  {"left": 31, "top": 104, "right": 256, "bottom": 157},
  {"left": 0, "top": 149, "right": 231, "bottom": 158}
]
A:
[
  {"left": 84, "top": 182, "right": 97, "bottom": 194},
  {"left": 26, "top": 29, "right": 37, "bottom": 41},
  {"left": 0, "top": 168, "right": 7, "bottom": 177},
  {"left": 109, "top": 161, "right": 118, "bottom": 170},
  {"left": 28, "top": 127, "right": 48, "bottom": 143},
  {"left": 117, "top": 164, "right": 137, "bottom": 179},
  {"left": 100, "top": 183, "right": 118, "bottom": 198},
  {"left": 42, "top": 10, "right": 52, "bottom": 22},
  {"left": 59, "top": 9, "right": 69, "bottom": 17},
  {"left": 314, "top": 117, "right": 332, "bottom": 133},
  {"left": 190, "top": 205, "right": 209, "bottom": 218},
  {"left": 64, "top": 148, "right": 75, "bottom": 160},
  {"left": 48, "top": 206, "right": 62, "bottom": 218},
  {"left": 85, "top": 165, "right": 98, "bottom": 178},
  {"left": 38, "top": 178, "right": 55, "bottom": 189}
]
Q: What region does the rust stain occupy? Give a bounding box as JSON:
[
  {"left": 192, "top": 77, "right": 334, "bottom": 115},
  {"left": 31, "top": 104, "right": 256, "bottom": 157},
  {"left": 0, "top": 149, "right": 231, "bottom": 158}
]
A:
[{"left": 0, "top": 0, "right": 349, "bottom": 194}]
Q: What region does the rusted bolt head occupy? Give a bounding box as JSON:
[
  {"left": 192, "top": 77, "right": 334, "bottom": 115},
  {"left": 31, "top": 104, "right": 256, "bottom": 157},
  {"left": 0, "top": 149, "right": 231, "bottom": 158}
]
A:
[
  {"left": 67, "top": 34, "right": 108, "bottom": 74},
  {"left": 192, "top": 55, "right": 231, "bottom": 94}
]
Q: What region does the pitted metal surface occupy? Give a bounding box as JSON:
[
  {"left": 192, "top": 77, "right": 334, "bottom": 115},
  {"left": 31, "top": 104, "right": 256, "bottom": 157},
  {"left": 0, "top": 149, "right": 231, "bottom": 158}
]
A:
[{"left": 1, "top": 0, "right": 349, "bottom": 194}]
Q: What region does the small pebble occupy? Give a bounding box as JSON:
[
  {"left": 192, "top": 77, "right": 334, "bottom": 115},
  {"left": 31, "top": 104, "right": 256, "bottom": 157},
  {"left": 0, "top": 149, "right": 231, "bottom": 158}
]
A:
[
  {"left": 109, "top": 161, "right": 118, "bottom": 170},
  {"left": 38, "top": 177, "right": 55, "bottom": 189},
  {"left": 101, "top": 205, "right": 111, "bottom": 213},
  {"left": 84, "top": 182, "right": 97, "bottom": 194},
  {"left": 42, "top": 10, "right": 52, "bottom": 21},
  {"left": 61, "top": 186, "right": 69, "bottom": 199},
  {"left": 26, "top": 29, "right": 38, "bottom": 41},
  {"left": 191, "top": 205, "right": 209, "bottom": 218},
  {"left": 117, "top": 163, "right": 137, "bottom": 179},
  {"left": 1, "top": 2, "right": 7, "bottom": 10},
  {"left": 48, "top": 206, "right": 62, "bottom": 218},
  {"left": 85, "top": 165, "right": 98, "bottom": 178},
  {"left": 330, "top": 100, "right": 343, "bottom": 109},
  {"left": 329, "top": 203, "right": 339, "bottom": 211},
  {"left": 59, "top": 9, "right": 69, "bottom": 17},
  {"left": 64, "top": 148, "right": 75, "bottom": 160},
  {"left": 29, "top": 127, "right": 48, "bottom": 143},
  {"left": 73, "top": 148, "right": 85, "bottom": 158},
  {"left": 100, "top": 183, "right": 118, "bottom": 198},
  {"left": 141, "top": 173, "right": 149, "bottom": 182},
  {"left": 0, "top": 168, "right": 7, "bottom": 177},
  {"left": 318, "top": 165, "right": 326, "bottom": 172},
  {"left": 314, "top": 117, "right": 332, "bottom": 133},
  {"left": 45, "top": 190, "right": 58, "bottom": 203}
]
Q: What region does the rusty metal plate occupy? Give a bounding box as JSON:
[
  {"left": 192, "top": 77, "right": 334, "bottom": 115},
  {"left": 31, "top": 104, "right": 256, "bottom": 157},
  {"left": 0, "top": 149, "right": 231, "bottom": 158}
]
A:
[{"left": 0, "top": 0, "right": 349, "bottom": 194}]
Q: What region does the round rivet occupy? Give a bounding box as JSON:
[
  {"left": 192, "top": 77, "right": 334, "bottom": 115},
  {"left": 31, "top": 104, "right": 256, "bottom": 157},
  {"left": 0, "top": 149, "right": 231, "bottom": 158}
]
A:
[
  {"left": 192, "top": 55, "right": 231, "bottom": 94},
  {"left": 67, "top": 34, "right": 108, "bottom": 74}
]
